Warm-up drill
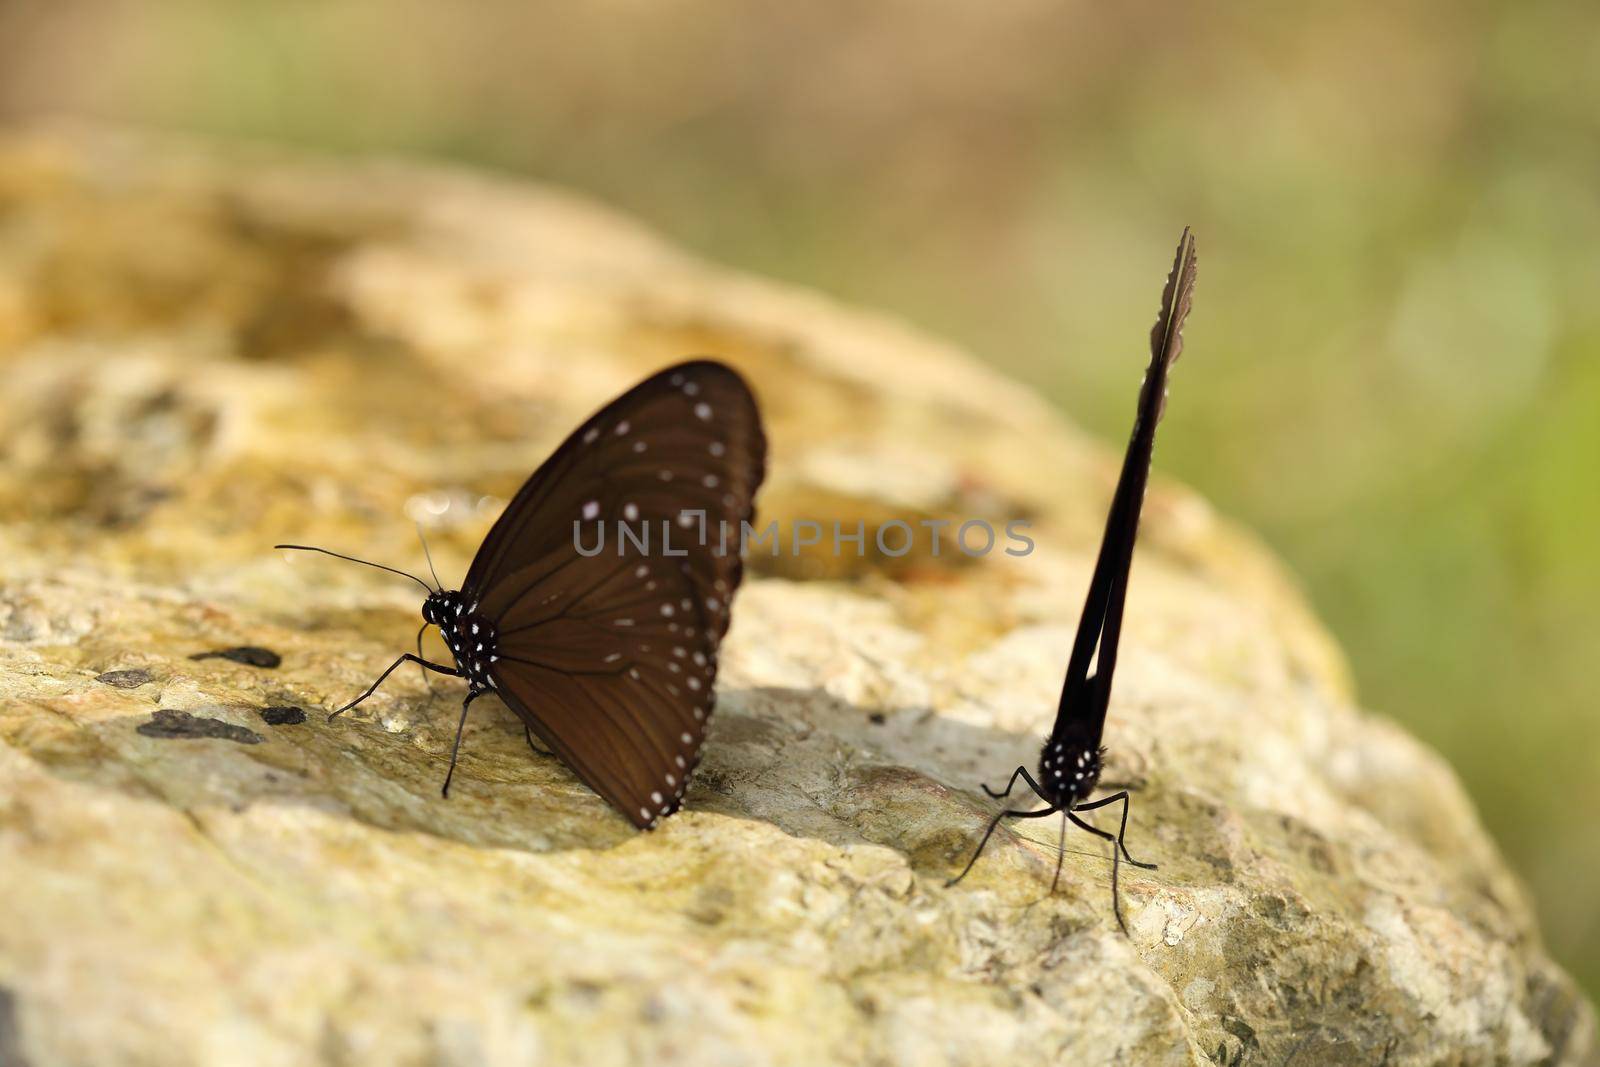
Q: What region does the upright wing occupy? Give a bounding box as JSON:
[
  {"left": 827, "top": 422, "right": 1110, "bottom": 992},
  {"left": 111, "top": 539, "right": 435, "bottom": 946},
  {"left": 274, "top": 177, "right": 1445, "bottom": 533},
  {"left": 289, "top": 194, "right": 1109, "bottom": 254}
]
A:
[
  {"left": 1053, "top": 230, "right": 1198, "bottom": 745},
  {"left": 466, "top": 360, "right": 766, "bottom": 828}
]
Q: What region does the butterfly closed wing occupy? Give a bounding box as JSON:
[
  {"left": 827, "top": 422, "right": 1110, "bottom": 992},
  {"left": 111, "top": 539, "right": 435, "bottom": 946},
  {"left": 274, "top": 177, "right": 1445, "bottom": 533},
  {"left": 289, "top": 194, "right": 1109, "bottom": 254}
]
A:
[
  {"left": 280, "top": 359, "right": 766, "bottom": 829},
  {"left": 947, "top": 230, "right": 1197, "bottom": 932}
]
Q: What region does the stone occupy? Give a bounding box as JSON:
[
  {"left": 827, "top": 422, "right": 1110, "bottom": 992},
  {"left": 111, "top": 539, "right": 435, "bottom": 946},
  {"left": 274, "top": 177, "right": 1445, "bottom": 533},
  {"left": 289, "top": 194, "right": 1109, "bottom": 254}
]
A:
[
  {"left": 0, "top": 123, "right": 1593, "bottom": 1066},
  {"left": 258, "top": 705, "right": 308, "bottom": 727},
  {"left": 94, "top": 668, "right": 153, "bottom": 689},
  {"left": 135, "top": 708, "right": 265, "bottom": 745},
  {"left": 189, "top": 646, "right": 283, "bottom": 668}
]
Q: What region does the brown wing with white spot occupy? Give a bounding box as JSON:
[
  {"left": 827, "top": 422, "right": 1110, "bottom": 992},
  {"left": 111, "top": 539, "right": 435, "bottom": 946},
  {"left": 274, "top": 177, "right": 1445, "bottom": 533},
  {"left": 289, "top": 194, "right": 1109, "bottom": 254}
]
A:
[{"left": 467, "top": 361, "right": 764, "bottom": 828}]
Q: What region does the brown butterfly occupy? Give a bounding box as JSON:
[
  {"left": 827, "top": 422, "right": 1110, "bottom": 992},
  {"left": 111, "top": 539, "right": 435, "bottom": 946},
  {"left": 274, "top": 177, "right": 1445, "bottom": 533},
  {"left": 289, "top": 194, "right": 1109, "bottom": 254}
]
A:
[{"left": 281, "top": 360, "right": 766, "bottom": 828}]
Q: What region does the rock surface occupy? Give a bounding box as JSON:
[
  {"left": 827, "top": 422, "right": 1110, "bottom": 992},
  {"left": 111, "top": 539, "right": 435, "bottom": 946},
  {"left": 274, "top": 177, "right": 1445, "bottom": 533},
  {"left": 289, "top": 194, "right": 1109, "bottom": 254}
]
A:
[{"left": 0, "top": 124, "right": 1594, "bottom": 1066}]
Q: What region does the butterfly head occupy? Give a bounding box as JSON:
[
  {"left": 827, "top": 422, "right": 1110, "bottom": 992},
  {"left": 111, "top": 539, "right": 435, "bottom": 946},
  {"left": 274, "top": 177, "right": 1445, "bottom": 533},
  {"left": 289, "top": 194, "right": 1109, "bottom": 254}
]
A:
[
  {"left": 1037, "top": 736, "right": 1104, "bottom": 808},
  {"left": 421, "top": 590, "right": 458, "bottom": 627}
]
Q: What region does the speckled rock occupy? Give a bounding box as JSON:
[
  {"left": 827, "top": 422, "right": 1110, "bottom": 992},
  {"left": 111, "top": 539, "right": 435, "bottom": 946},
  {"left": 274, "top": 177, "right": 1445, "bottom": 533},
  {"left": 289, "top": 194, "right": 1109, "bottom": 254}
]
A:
[{"left": 0, "top": 125, "right": 1593, "bottom": 1067}]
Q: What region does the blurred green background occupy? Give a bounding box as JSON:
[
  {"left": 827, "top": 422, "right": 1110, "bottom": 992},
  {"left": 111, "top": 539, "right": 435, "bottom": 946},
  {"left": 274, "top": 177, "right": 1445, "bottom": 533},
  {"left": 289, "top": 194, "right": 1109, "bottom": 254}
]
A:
[{"left": 3, "top": 1, "right": 1596, "bottom": 997}]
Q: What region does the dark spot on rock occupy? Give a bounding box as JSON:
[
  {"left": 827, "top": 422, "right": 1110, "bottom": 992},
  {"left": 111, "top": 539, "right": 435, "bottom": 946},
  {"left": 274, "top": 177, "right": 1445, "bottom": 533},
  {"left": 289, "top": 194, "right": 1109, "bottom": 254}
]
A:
[
  {"left": 96, "top": 483, "right": 174, "bottom": 530},
  {"left": 567, "top": 980, "right": 605, "bottom": 1004},
  {"left": 95, "top": 668, "right": 153, "bottom": 689},
  {"left": 136, "top": 709, "right": 264, "bottom": 745},
  {"left": 686, "top": 884, "right": 736, "bottom": 926},
  {"left": 640, "top": 995, "right": 669, "bottom": 1024},
  {"left": 1218, "top": 1014, "right": 1260, "bottom": 1064},
  {"left": 189, "top": 646, "right": 281, "bottom": 668},
  {"left": 0, "top": 986, "right": 27, "bottom": 1067},
  {"left": 868, "top": 712, "right": 887, "bottom": 725},
  {"left": 259, "top": 705, "right": 306, "bottom": 726},
  {"left": 850, "top": 990, "right": 882, "bottom": 1018}
]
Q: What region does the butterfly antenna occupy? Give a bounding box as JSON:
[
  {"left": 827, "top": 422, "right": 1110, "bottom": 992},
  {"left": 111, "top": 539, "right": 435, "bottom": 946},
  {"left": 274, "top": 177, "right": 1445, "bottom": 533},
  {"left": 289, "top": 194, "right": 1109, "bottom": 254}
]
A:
[
  {"left": 416, "top": 523, "right": 443, "bottom": 591},
  {"left": 274, "top": 544, "right": 435, "bottom": 592}
]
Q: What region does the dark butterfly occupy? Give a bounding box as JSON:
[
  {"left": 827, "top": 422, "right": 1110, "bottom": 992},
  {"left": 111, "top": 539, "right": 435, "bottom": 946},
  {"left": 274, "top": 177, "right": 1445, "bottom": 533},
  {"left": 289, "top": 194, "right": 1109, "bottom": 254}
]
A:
[
  {"left": 948, "top": 229, "right": 1198, "bottom": 932},
  {"left": 279, "top": 360, "right": 766, "bottom": 829}
]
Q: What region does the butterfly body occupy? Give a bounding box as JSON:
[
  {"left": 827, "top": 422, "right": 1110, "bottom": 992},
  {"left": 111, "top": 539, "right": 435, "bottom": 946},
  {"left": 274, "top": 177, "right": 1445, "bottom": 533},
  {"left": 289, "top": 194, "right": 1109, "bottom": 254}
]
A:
[
  {"left": 423, "top": 591, "right": 497, "bottom": 693},
  {"left": 1037, "top": 737, "right": 1103, "bottom": 810}
]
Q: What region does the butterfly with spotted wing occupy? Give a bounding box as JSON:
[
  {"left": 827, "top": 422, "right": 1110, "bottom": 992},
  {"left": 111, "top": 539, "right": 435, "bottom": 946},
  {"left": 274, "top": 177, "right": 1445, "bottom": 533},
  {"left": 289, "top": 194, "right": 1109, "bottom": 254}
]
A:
[
  {"left": 280, "top": 360, "right": 766, "bottom": 829},
  {"left": 947, "top": 230, "right": 1198, "bottom": 932}
]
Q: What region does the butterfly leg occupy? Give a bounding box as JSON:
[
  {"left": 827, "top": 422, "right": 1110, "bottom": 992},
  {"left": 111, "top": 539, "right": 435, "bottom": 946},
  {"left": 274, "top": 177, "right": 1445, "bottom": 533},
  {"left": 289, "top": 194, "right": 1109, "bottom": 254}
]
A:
[
  {"left": 1051, "top": 810, "right": 1069, "bottom": 893},
  {"left": 415, "top": 623, "right": 437, "bottom": 698},
  {"left": 523, "top": 725, "right": 553, "bottom": 758},
  {"left": 1074, "top": 790, "right": 1157, "bottom": 869},
  {"left": 982, "top": 765, "right": 1048, "bottom": 801},
  {"left": 331, "top": 653, "right": 460, "bottom": 720},
  {"left": 946, "top": 805, "right": 1059, "bottom": 887},
  {"left": 440, "top": 690, "right": 481, "bottom": 798},
  {"left": 1069, "top": 792, "right": 1155, "bottom": 939},
  {"left": 1065, "top": 810, "right": 1134, "bottom": 936}
]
